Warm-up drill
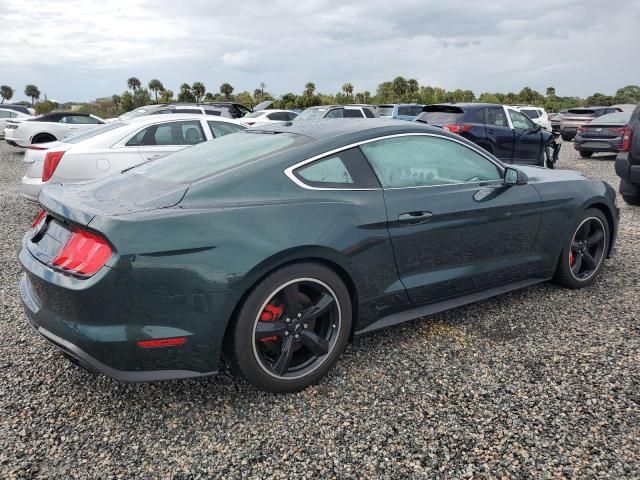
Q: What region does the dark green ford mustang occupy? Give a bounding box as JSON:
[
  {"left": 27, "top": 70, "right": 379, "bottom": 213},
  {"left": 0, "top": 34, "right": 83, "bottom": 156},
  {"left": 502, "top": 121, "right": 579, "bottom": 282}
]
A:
[{"left": 19, "top": 119, "right": 619, "bottom": 392}]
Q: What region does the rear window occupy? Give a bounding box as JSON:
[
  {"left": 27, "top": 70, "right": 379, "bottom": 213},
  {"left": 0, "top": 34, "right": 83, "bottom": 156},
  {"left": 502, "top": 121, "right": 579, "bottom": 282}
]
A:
[
  {"left": 397, "top": 106, "right": 423, "bottom": 116},
  {"left": 377, "top": 105, "right": 395, "bottom": 116},
  {"left": 567, "top": 109, "right": 595, "bottom": 115},
  {"left": 295, "top": 108, "right": 329, "bottom": 121},
  {"left": 520, "top": 109, "right": 540, "bottom": 119},
  {"left": 64, "top": 122, "right": 127, "bottom": 143},
  {"left": 589, "top": 112, "right": 631, "bottom": 124},
  {"left": 133, "top": 131, "right": 310, "bottom": 183},
  {"left": 415, "top": 106, "right": 464, "bottom": 125}
]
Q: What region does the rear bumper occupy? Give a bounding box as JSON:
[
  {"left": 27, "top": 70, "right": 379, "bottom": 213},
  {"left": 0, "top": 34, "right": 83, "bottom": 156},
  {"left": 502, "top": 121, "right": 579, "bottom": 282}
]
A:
[
  {"left": 574, "top": 138, "right": 621, "bottom": 153},
  {"left": 4, "top": 131, "right": 28, "bottom": 147},
  {"left": 615, "top": 152, "right": 640, "bottom": 185},
  {"left": 18, "top": 243, "right": 236, "bottom": 382}
]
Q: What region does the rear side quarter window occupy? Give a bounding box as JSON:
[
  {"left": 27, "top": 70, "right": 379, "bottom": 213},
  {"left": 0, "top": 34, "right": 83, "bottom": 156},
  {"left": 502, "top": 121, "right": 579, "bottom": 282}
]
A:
[{"left": 292, "top": 148, "right": 380, "bottom": 189}]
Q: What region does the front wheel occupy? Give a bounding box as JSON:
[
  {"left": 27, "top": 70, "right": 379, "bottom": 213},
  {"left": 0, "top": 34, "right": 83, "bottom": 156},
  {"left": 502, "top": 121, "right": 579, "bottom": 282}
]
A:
[
  {"left": 620, "top": 179, "right": 640, "bottom": 205},
  {"left": 580, "top": 151, "right": 593, "bottom": 158},
  {"left": 228, "top": 263, "right": 352, "bottom": 393},
  {"left": 554, "top": 208, "right": 609, "bottom": 289},
  {"left": 561, "top": 134, "right": 572, "bottom": 141}
]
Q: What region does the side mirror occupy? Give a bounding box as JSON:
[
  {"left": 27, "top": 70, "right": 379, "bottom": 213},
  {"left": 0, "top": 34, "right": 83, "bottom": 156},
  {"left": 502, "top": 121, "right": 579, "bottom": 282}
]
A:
[{"left": 504, "top": 167, "right": 528, "bottom": 185}]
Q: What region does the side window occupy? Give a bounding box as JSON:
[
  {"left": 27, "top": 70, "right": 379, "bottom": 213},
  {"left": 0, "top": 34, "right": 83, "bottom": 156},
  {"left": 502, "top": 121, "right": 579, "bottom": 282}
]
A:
[
  {"left": 292, "top": 147, "right": 380, "bottom": 189},
  {"left": 128, "top": 121, "right": 206, "bottom": 146},
  {"left": 360, "top": 135, "right": 501, "bottom": 189},
  {"left": 59, "top": 116, "right": 69, "bottom": 123},
  {"left": 325, "top": 108, "right": 344, "bottom": 118},
  {"left": 267, "top": 112, "right": 290, "bottom": 121},
  {"left": 297, "top": 155, "right": 354, "bottom": 185},
  {"left": 0, "top": 111, "right": 11, "bottom": 118},
  {"left": 344, "top": 109, "right": 364, "bottom": 118},
  {"left": 508, "top": 110, "right": 533, "bottom": 130},
  {"left": 287, "top": 112, "right": 298, "bottom": 121},
  {"left": 69, "top": 116, "right": 102, "bottom": 124},
  {"left": 486, "top": 108, "right": 508, "bottom": 127},
  {"left": 174, "top": 108, "right": 201, "bottom": 114},
  {"left": 205, "top": 110, "right": 221, "bottom": 116},
  {"left": 10, "top": 111, "right": 17, "bottom": 118},
  {"left": 152, "top": 109, "right": 173, "bottom": 115},
  {"left": 472, "top": 108, "right": 486, "bottom": 124},
  {"left": 208, "top": 121, "right": 244, "bottom": 138},
  {"left": 126, "top": 127, "right": 149, "bottom": 146},
  {"left": 363, "top": 108, "right": 375, "bottom": 118},
  {"left": 180, "top": 122, "right": 206, "bottom": 144}
]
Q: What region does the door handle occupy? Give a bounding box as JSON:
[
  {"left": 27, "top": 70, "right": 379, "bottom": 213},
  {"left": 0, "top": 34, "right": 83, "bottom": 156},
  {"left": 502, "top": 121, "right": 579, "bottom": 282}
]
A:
[
  {"left": 398, "top": 211, "right": 433, "bottom": 224},
  {"left": 146, "top": 154, "right": 163, "bottom": 160}
]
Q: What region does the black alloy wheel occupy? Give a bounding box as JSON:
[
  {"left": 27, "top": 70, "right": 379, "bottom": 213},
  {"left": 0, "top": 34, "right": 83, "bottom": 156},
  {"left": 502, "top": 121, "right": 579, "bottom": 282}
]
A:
[
  {"left": 229, "top": 263, "right": 351, "bottom": 392},
  {"left": 554, "top": 208, "right": 609, "bottom": 289}
]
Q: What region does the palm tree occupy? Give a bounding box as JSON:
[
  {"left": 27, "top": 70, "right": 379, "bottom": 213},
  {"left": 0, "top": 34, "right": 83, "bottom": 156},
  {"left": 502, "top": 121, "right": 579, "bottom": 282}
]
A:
[
  {"left": 24, "top": 84, "right": 40, "bottom": 106},
  {"left": 112, "top": 94, "right": 121, "bottom": 109},
  {"left": 546, "top": 86, "right": 556, "bottom": 98},
  {"left": 342, "top": 83, "right": 354, "bottom": 99},
  {"left": 304, "top": 82, "right": 316, "bottom": 97},
  {"left": 160, "top": 90, "right": 174, "bottom": 102},
  {"left": 220, "top": 83, "right": 234, "bottom": 100},
  {"left": 0, "top": 85, "right": 13, "bottom": 103},
  {"left": 177, "top": 83, "right": 193, "bottom": 102},
  {"left": 192, "top": 82, "right": 206, "bottom": 102},
  {"left": 127, "top": 77, "right": 141, "bottom": 92},
  {"left": 148, "top": 79, "right": 164, "bottom": 103}
]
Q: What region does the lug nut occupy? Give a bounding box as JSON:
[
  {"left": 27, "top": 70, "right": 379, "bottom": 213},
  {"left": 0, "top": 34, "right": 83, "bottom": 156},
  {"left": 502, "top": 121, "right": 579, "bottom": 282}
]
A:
[
  {"left": 285, "top": 318, "right": 291, "bottom": 323},
  {"left": 294, "top": 334, "right": 300, "bottom": 339},
  {"left": 297, "top": 313, "right": 302, "bottom": 318},
  {"left": 284, "top": 331, "right": 290, "bottom": 336},
  {"left": 303, "top": 323, "right": 308, "bottom": 329}
]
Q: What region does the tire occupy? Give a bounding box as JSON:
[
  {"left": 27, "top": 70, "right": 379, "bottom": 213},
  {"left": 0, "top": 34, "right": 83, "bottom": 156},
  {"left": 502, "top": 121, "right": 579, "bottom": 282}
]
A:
[
  {"left": 561, "top": 134, "right": 572, "bottom": 141},
  {"left": 554, "top": 208, "right": 609, "bottom": 289},
  {"left": 580, "top": 151, "right": 593, "bottom": 158},
  {"left": 228, "top": 262, "right": 352, "bottom": 393},
  {"left": 31, "top": 133, "right": 56, "bottom": 144},
  {"left": 620, "top": 179, "right": 640, "bottom": 205}
]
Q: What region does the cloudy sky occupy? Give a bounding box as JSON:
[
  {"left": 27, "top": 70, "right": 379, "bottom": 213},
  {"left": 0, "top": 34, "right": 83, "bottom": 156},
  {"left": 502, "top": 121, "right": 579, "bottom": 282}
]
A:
[{"left": 1, "top": 0, "right": 639, "bottom": 102}]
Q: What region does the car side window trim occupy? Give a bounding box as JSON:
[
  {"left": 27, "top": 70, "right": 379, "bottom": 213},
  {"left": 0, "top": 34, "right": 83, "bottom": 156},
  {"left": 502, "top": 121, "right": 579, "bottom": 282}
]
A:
[{"left": 284, "top": 133, "right": 505, "bottom": 191}]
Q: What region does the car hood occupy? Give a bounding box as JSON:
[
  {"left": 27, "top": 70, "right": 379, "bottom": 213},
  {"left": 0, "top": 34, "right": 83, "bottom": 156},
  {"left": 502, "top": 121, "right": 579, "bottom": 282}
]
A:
[{"left": 39, "top": 174, "right": 189, "bottom": 225}]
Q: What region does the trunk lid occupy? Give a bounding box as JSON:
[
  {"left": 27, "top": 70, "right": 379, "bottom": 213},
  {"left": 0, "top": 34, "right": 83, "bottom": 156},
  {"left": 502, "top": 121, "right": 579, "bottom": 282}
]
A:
[{"left": 39, "top": 173, "right": 189, "bottom": 226}]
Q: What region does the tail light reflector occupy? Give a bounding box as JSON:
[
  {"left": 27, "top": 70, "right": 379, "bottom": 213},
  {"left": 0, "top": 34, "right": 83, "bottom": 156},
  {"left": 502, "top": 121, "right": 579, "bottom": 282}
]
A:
[
  {"left": 42, "top": 151, "right": 65, "bottom": 182},
  {"left": 137, "top": 337, "right": 187, "bottom": 348},
  {"left": 620, "top": 124, "right": 633, "bottom": 152},
  {"left": 28, "top": 145, "right": 48, "bottom": 150},
  {"left": 52, "top": 229, "right": 112, "bottom": 276},
  {"left": 443, "top": 124, "right": 472, "bottom": 134}
]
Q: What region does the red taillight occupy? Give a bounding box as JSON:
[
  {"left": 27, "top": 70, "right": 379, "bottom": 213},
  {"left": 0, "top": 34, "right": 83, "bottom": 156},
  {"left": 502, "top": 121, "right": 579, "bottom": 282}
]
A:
[
  {"left": 620, "top": 125, "right": 633, "bottom": 152},
  {"left": 443, "top": 124, "right": 472, "bottom": 134},
  {"left": 52, "top": 229, "right": 112, "bottom": 276},
  {"left": 609, "top": 127, "right": 625, "bottom": 135},
  {"left": 137, "top": 337, "right": 187, "bottom": 348},
  {"left": 578, "top": 126, "right": 587, "bottom": 133},
  {"left": 31, "top": 210, "right": 46, "bottom": 227},
  {"left": 42, "top": 151, "right": 65, "bottom": 182}
]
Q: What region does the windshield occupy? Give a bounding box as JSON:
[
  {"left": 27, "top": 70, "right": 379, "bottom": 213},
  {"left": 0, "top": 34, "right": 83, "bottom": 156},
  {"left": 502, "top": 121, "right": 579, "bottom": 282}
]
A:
[
  {"left": 397, "top": 105, "right": 423, "bottom": 116},
  {"left": 119, "top": 106, "right": 155, "bottom": 120},
  {"left": 63, "top": 122, "right": 127, "bottom": 143},
  {"left": 416, "top": 106, "right": 464, "bottom": 125},
  {"left": 295, "top": 107, "right": 329, "bottom": 121},
  {"left": 520, "top": 109, "right": 540, "bottom": 119},
  {"left": 132, "top": 131, "right": 310, "bottom": 183},
  {"left": 377, "top": 105, "right": 395, "bottom": 116}
]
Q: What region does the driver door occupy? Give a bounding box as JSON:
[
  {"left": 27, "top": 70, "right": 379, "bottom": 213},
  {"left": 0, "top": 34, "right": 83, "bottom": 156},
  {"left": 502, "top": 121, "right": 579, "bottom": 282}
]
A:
[
  {"left": 360, "top": 134, "right": 544, "bottom": 305},
  {"left": 508, "top": 109, "right": 543, "bottom": 165}
]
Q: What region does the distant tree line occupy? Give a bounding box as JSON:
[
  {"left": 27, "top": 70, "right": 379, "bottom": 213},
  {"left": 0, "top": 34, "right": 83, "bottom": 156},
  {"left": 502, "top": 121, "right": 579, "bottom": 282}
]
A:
[{"left": 1, "top": 77, "right": 639, "bottom": 118}]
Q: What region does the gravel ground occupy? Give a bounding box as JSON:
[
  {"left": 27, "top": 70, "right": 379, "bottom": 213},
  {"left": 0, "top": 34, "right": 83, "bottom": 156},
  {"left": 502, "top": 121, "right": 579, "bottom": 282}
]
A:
[{"left": 0, "top": 141, "right": 638, "bottom": 479}]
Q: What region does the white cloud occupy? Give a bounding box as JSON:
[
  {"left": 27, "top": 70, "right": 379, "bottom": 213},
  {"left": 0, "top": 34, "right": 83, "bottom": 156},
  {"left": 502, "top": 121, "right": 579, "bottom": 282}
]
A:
[{"left": 1, "top": 0, "right": 639, "bottom": 102}]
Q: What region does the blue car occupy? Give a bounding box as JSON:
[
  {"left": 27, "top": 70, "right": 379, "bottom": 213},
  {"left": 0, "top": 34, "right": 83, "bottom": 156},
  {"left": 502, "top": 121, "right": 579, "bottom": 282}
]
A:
[{"left": 377, "top": 104, "right": 424, "bottom": 121}]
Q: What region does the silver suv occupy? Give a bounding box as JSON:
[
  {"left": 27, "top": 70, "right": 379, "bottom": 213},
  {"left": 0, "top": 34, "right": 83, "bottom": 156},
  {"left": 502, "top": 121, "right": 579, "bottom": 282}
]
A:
[{"left": 560, "top": 106, "right": 622, "bottom": 141}]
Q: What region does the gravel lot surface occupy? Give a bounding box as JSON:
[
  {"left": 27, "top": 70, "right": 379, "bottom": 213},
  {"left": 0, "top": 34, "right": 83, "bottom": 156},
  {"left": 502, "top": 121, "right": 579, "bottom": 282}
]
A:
[{"left": 0, "top": 141, "right": 638, "bottom": 479}]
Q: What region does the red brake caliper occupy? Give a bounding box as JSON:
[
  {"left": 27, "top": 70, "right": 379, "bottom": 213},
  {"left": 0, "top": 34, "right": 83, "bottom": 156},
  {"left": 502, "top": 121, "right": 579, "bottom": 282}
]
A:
[
  {"left": 569, "top": 250, "right": 574, "bottom": 266},
  {"left": 258, "top": 304, "right": 283, "bottom": 343}
]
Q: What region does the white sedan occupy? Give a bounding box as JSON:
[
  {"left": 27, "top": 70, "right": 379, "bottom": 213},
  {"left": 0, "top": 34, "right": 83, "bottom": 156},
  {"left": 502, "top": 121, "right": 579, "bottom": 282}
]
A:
[
  {"left": 241, "top": 109, "right": 298, "bottom": 126},
  {"left": 5, "top": 112, "right": 105, "bottom": 147},
  {"left": 21, "top": 113, "right": 245, "bottom": 202},
  {"left": 0, "top": 108, "right": 33, "bottom": 138}
]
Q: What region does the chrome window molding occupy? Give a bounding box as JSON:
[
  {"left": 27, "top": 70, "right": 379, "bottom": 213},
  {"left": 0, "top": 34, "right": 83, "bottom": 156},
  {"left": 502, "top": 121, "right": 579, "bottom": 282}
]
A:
[{"left": 284, "top": 132, "right": 505, "bottom": 191}]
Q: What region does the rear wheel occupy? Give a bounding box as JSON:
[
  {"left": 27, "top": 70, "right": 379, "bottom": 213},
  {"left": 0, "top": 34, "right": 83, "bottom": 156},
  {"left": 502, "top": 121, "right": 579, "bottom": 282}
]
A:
[
  {"left": 229, "top": 263, "right": 352, "bottom": 392},
  {"left": 620, "top": 179, "right": 640, "bottom": 205},
  {"left": 31, "top": 133, "right": 56, "bottom": 144},
  {"left": 554, "top": 208, "right": 609, "bottom": 289},
  {"left": 580, "top": 151, "right": 593, "bottom": 158}
]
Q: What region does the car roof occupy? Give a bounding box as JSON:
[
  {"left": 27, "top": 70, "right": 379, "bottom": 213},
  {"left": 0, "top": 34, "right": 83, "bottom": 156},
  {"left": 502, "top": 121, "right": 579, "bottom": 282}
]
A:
[
  {"left": 248, "top": 118, "right": 450, "bottom": 141},
  {"left": 124, "top": 113, "right": 241, "bottom": 125},
  {"left": 428, "top": 103, "right": 500, "bottom": 109}
]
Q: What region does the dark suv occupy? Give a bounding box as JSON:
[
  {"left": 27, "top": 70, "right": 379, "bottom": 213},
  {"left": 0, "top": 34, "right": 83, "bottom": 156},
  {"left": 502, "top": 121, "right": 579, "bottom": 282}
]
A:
[
  {"left": 614, "top": 103, "right": 640, "bottom": 205},
  {"left": 416, "top": 103, "right": 557, "bottom": 167}
]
